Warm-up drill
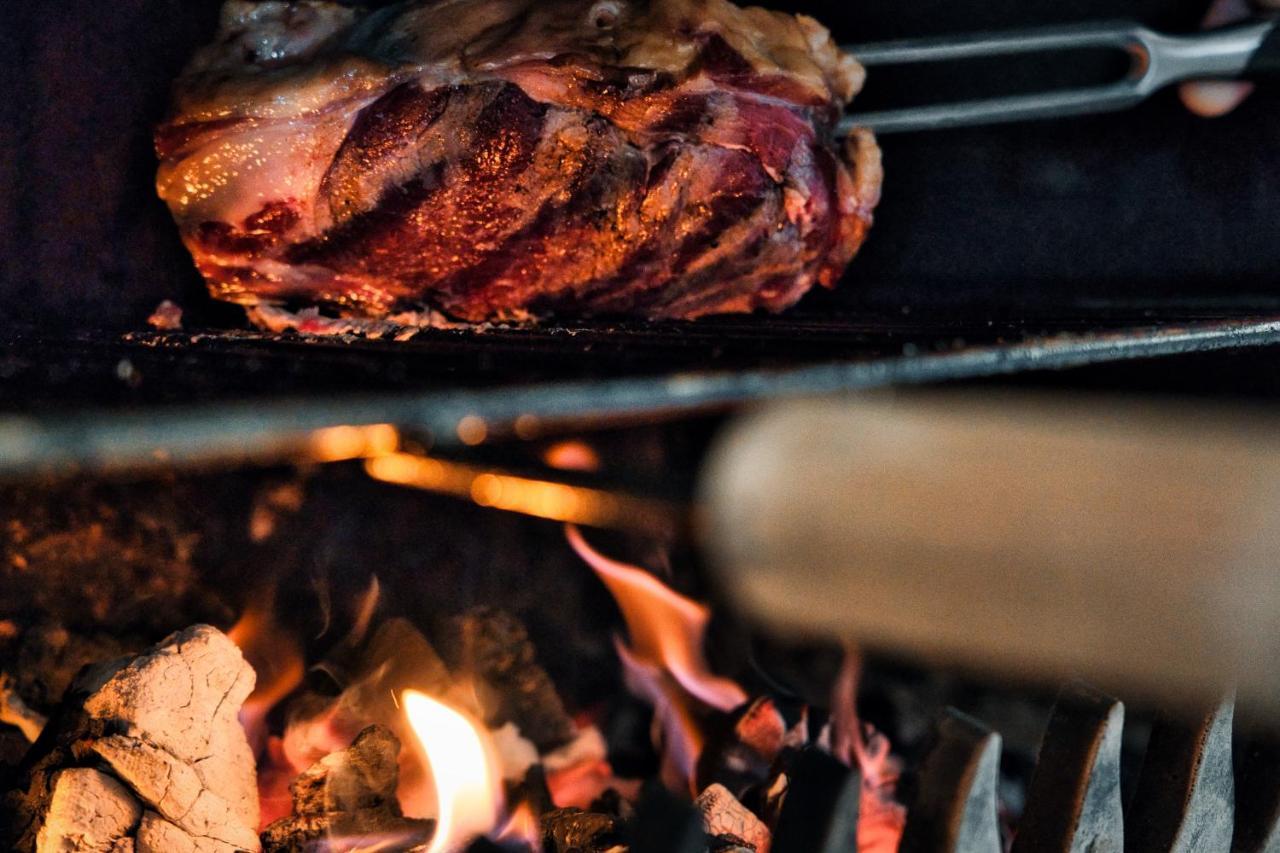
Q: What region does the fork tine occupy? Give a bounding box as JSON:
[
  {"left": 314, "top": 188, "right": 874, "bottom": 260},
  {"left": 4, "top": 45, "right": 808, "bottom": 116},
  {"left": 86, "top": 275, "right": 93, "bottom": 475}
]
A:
[
  {"left": 840, "top": 82, "right": 1144, "bottom": 134},
  {"left": 844, "top": 20, "right": 1142, "bottom": 67}
]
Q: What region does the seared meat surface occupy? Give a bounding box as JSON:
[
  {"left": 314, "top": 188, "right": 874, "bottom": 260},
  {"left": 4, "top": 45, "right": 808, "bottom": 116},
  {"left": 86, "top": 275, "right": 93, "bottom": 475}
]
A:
[{"left": 157, "top": 0, "right": 881, "bottom": 322}]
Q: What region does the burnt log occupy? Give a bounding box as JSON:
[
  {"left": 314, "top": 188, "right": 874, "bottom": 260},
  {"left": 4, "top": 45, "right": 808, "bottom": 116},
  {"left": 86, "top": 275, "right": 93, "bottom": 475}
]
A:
[
  {"left": 898, "top": 709, "right": 1002, "bottom": 853},
  {"left": 1127, "top": 697, "right": 1235, "bottom": 853},
  {"left": 1012, "top": 683, "right": 1124, "bottom": 853},
  {"left": 3, "top": 625, "right": 260, "bottom": 852},
  {"left": 1233, "top": 730, "right": 1280, "bottom": 853},
  {"left": 261, "top": 725, "right": 432, "bottom": 852}
]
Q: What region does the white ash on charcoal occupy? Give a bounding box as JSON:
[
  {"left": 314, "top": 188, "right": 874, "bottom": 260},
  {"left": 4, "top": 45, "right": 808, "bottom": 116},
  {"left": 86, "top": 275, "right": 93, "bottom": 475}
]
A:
[
  {"left": 2, "top": 625, "right": 260, "bottom": 853},
  {"left": 696, "top": 783, "right": 771, "bottom": 853},
  {"left": 34, "top": 768, "right": 141, "bottom": 852},
  {"left": 261, "top": 726, "right": 432, "bottom": 852}
]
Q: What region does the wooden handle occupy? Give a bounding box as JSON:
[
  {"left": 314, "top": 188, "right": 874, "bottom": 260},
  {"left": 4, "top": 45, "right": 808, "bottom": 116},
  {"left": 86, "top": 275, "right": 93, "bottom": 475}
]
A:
[{"left": 699, "top": 393, "right": 1280, "bottom": 707}]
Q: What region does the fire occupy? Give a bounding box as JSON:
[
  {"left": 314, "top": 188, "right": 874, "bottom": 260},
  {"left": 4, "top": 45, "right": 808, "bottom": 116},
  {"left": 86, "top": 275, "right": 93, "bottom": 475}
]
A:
[
  {"left": 566, "top": 525, "right": 745, "bottom": 711},
  {"left": 402, "top": 690, "right": 505, "bottom": 852},
  {"left": 227, "top": 588, "right": 305, "bottom": 754},
  {"left": 830, "top": 648, "right": 906, "bottom": 853},
  {"left": 566, "top": 525, "right": 746, "bottom": 790},
  {"left": 495, "top": 801, "right": 542, "bottom": 850}
]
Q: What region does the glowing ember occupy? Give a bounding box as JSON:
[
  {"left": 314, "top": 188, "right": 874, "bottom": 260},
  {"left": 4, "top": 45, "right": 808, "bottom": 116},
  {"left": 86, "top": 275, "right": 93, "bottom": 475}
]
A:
[
  {"left": 364, "top": 453, "right": 675, "bottom": 534},
  {"left": 542, "top": 441, "right": 602, "bottom": 473},
  {"left": 402, "top": 690, "right": 505, "bottom": 852},
  {"left": 830, "top": 648, "right": 906, "bottom": 853},
  {"left": 308, "top": 423, "right": 400, "bottom": 463}
]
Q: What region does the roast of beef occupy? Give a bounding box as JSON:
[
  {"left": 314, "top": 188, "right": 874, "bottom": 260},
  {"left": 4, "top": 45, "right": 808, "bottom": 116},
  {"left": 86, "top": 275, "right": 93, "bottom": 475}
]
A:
[{"left": 156, "top": 0, "right": 882, "bottom": 323}]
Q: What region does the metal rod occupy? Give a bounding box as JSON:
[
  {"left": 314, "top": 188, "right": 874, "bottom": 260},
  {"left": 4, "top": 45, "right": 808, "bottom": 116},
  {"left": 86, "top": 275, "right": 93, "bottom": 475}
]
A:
[
  {"left": 839, "top": 18, "right": 1274, "bottom": 134},
  {"left": 5, "top": 315, "right": 1280, "bottom": 477}
]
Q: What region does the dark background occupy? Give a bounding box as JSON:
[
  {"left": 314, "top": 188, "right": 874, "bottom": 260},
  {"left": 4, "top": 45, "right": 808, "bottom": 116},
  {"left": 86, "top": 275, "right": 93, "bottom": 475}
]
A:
[{"left": 1, "top": 0, "right": 1276, "bottom": 332}]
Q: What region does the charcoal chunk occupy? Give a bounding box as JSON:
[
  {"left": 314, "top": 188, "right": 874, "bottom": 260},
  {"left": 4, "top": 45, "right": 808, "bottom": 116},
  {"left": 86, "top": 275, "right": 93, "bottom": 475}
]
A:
[
  {"left": 540, "top": 807, "right": 622, "bottom": 853},
  {"left": 261, "top": 725, "right": 432, "bottom": 852},
  {"left": 445, "top": 608, "right": 575, "bottom": 751}
]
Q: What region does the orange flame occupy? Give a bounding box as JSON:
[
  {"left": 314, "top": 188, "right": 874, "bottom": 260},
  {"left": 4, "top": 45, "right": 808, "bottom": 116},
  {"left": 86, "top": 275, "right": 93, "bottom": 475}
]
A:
[
  {"left": 402, "top": 690, "right": 505, "bottom": 852},
  {"left": 227, "top": 588, "right": 305, "bottom": 755},
  {"left": 566, "top": 525, "right": 746, "bottom": 791},
  {"left": 830, "top": 648, "right": 906, "bottom": 853},
  {"left": 495, "top": 801, "right": 542, "bottom": 851},
  {"left": 567, "top": 526, "right": 745, "bottom": 711}
]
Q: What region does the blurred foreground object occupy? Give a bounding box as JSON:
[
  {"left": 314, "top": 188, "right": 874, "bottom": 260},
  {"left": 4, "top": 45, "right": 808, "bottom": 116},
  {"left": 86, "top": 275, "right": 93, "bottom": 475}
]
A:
[
  {"left": 1180, "top": 0, "right": 1280, "bottom": 115},
  {"left": 701, "top": 393, "right": 1280, "bottom": 708}
]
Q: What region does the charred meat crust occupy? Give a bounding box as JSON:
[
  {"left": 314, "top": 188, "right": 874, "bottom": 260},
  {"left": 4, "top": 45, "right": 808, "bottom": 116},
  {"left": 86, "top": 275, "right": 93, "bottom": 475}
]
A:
[{"left": 157, "top": 0, "right": 881, "bottom": 322}]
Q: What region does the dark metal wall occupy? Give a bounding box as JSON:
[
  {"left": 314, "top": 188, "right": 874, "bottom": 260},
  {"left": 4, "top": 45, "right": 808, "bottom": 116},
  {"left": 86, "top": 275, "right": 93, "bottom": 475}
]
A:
[{"left": 1, "top": 0, "right": 1276, "bottom": 331}]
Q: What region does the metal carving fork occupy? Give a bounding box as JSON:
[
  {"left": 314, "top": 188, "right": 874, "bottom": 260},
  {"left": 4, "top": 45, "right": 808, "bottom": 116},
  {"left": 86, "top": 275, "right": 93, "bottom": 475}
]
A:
[{"left": 838, "top": 16, "right": 1280, "bottom": 134}]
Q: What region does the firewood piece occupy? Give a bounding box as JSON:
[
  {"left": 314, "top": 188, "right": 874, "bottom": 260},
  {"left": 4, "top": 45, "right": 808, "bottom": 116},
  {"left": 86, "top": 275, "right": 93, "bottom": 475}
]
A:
[
  {"left": 447, "top": 608, "right": 576, "bottom": 751},
  {"left": 540, "top": 808, "right": 623, "bottom": 853},
  {"left": 898, "top": 709, "right": 1002, "bottom": 853},
  {"left": 34, "top": 768, "right": 142, "bottom": 853},
  {"left": 1012, "top": 683, "right": 1124, "bottom": 853},
  {"left": 261, "top": 726, "right": 432, "bottom": 853},
  {"left": 0, "top": 670, "right": 47, "bottom": 743},
  {"left": 3, "top": 625, "right": 260, "bottom": 853},
  {"left": 770, "top": 747, "right": 859, "bottom": 853},
  {"left": 1233, "top": 731, "right": 1280, "bottom": 853},
  {"left": 696, "top": 783, "right": 771, "bottom": 853},
  {"left": 1127, "top": 697, "right": 1235, "bottom": 853}
]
